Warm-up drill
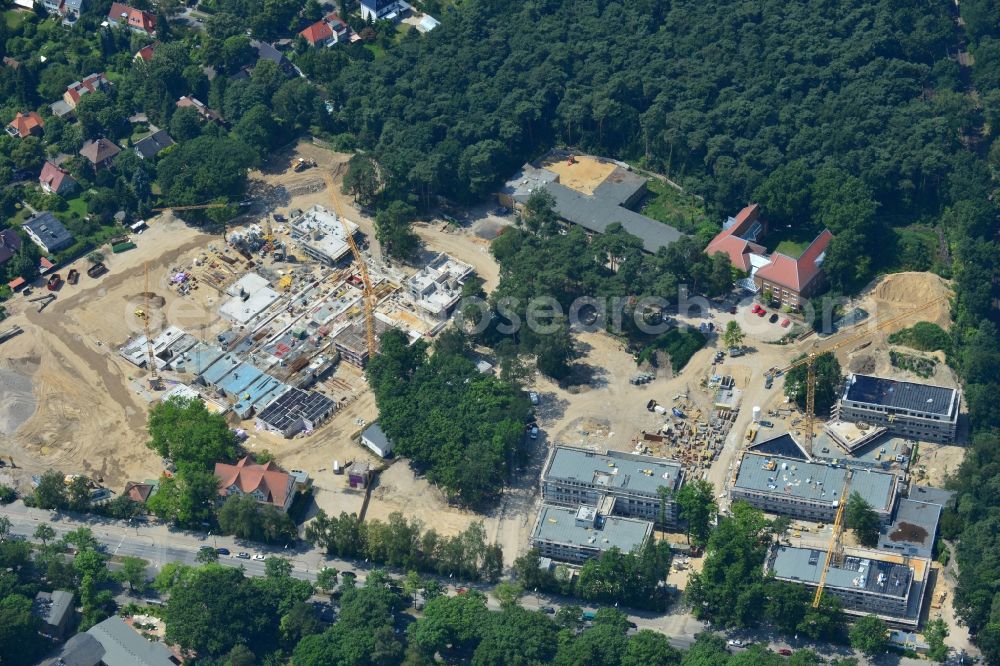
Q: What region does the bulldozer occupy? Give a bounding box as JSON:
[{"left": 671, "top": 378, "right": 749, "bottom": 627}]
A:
[{"left": 293, "top": 158, "right": 317, "bottom": 173}]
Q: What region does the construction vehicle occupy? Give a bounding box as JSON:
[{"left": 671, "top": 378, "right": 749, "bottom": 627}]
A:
[
  {"left": 87, "top": 262, "right": 108, "bottom": 278},
  {"left": 324, "top": 167, "right": 376, "bottom": 357},
  {"left": 293, "top": 158, "right": 317, "bottom": 172},
  {"left": 67, "top": 269, "right": 79, "bottom": 285},
  {"left": 29, "top": 293, "right": 56, "bottom": 312},
  {"left": 813, "top": 471, "right": 852, "bottom": 607},
  {"left": 46, "top": 274, "right": 62, "bottom": 291},
  {"left": 0, "top": 325, "right": 23, "bottom": 345},
  {"left": 765, "top": 296, "right": 947, "bottom": 451},
  {"left": 136, "top": 263, "right": 162, "bottom": 390}
]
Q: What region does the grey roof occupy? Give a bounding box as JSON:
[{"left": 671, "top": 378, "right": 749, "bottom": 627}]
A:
[
  {"left": 844, "top": 374, "right": 958, "bottom": 417},
  {"left": 40, "top": 632, "right": 105, "bottom": 666},
  {"left": 734, "top": 453, "right": 897, "bottom": 513},
  {"left": 878, "top": 498, "right": 942, "bottom": 558},
  {"left": 23, "top": 211, "right": 74, "bottom": 252},
  {"left": 502, "top": 164, "right": 682, "bottom": 253},
  {"left": 134, "top": 129, "right": 174, "bottom": 159},
  {"left": 545, "top": 446, "right": 683, "bottom": 496},
  {"left": 257, "top": 387, "right": 335, "bottom": 432},
  {"left": 34, "top": 590, "right": 74, "bottom": 628},
  {"left": 361, "top": 422, "right": 391, "bottom": 451},
  {"left": 86, "top": 615, "right": 176, "bottom": 666},
  {"left": 769, "top": 545, "right": 913, "bottom": 599},
  {"left": 532, "top": 504, "right": 651, "bottom": 554},
  {"left": 749, "top": 433, "right": 810, "bottom": 460},
  {"left": 908, "top": 484, "right": 954, "bottom": 508}
]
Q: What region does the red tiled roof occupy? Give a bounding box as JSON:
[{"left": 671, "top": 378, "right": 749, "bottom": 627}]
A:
[
  {"left": 7, "top": 112, "right": 44, "bottom": 138},
  {"left": 123, "top": 481, "right": 154, "bottom": 502},
  {"left": 7, "top": 277, "right": 26, "bottom": 290},
  {"left": 108, "top": 2, "right": 156, "bottom": 34},
  {"left": 134, "top": 44, "right": 155, "bottom": 61},
  {"left": 300, "top": 20, "right": 333, "bottom": 45},
  {"left": 704, "top": 203, "right": 766, "bottom": 271},
  {"left": 755, "top": 229, "right": 834, "bottom": 292},
  {"left": 214, "top": 456, "right": 293, "bottom": 509},
  {"left": 66, "top": 73, "right": 108, "bottom": 104},
  {"left": 39, "top": 161, "right": 73, "bottom": 193}
]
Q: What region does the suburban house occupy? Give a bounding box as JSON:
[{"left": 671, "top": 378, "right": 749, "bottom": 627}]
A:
[
  {"left": 705, "top": 203, "right": 834, "bottom": 309},
  {"left": 123, "top": 480, "right": 157, "bottom": 503},
  {"left": 176, "top": 95, "right": 223, "bottom": 123},
  {"left": 34, "top": 590, "right": 75, "bottom": 639},
  {"left": 42, "top": 0, "right": 84, "bottom": 23},
  {"left": 214, "top": 456, "right": 296, "bottom": 512},
  {"left": 6, "top": 111, "right": 44, "bottom": 138},
  {"left": 134, "top": 43, "right": 156, "bottom": 62},
  {"left": 80, "top": 137, "right": 121, "bottom": 171},
  {"left": 51, "top": 72, "right": 111, "bottom": 117},
  {"left": 107, "top": 2, "right": 156, "bottom": 36},
  {"left": 0, "top": 228, "right": 22, "bottom": 267},
  {"left": 22, "top": 211, "right": 74, "bottom": 254},
  {"left": 133, "top": 128, "right": 174, "bottom": 159},
  {"left": 300, "top": 13, "right": 351, "bottom": 47},
  {"left": 40, "top": 615, "right": 179, "bottom": 666},
  {"left": 39, "top": 161, "right": 77, "bottom": 196},
  {"left": 360, "top": 0, "right": 409, "bottom": 21},
  {"left": 251, "top": 40, "right": 296, "bottom": 77}
]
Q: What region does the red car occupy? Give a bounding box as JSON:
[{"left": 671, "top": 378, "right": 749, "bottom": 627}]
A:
[
  {"left": 778, "top": 648, "right": 792, "bottom": 656},
  {"left": 781, "top": 318, "right": 790, "bottom": 328},
  {"left": 757, "top": 308, "right": 766, "bottom": 317},
  {"left": 751, "top": 304, "right": 762, "bottom": 314}
]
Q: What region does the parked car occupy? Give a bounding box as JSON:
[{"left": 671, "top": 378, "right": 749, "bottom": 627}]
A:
[
  {"left": 237, "top": 552, "right": 250, "bottom": 559},
  {"left": 778, "top": 648, "right": 793, "bottom": 656},
  {"left": 757, "top": 308, "right": 767, "bottom": 317},
  {"left": 252, "top": 553, "right": 265, "bottom": 560},
  {"left": 769, "top": 313, "right": 779, "bottom": 323},
  {"left": 529, "top": 426, "right": 539, "bottom": 439},
  {"left": 216, "top": 548, "right": 230, "bottom": 556},
  {"left": 541, "top": 606, "right": 556, "bottom": 614},
  {"left": 727, "top": 639, "right": 743, "bottom": 647},
  {"left": 781, "top": 318, "right": 791, "bottom": 327},
  {"left": 529, "top": 391, "right": 540, "bottom": 406}
]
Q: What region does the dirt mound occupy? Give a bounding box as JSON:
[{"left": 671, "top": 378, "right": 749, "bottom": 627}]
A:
[
  {"left": 869, "top": 272, "right": 952, "bottom": 329},
  {"left": 848, "top": 354, "right": 877, "bottom": 374},
  {"left": 128, "top": 292, "right": 166, "bottom": 308},
  {"left": 0, "top": 368, "right": 36, "bottom": 436},
  {"left": 889, "top": 521, "right": 929, "bottom": 543}
]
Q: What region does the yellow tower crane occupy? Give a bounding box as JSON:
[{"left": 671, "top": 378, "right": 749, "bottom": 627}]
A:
[
  {"left": 324, "top": 168, "right": 376, "bottom": 356},
  {"left": 135, "top": 263, "right": 162, "bottom": 390},
  {"left": 813, "top": 471, "right": 852, "bottom": 607},
  {"left": 766, "top": 296, "right": 948, "bottom": 450}
]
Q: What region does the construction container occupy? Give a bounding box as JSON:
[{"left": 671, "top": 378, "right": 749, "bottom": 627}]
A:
[{"left": 112, "top": 242, "right": 137, "bottom": 254}]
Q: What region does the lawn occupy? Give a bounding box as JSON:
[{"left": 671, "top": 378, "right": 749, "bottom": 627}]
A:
[
  {"left": 364, "top": 43, "right": 386, "bottom": 59},
  {"left": 3, "top": 9, "right": 25, "bottom": 29},
  {"left": 65, "top": 196, "right": 88, "bottom": 219},
  {"left": 639, "top": 177, "right": 711, "bottom": 234},
  {"left": 773, "top": 238, "right": 810, "bottom": 258}
]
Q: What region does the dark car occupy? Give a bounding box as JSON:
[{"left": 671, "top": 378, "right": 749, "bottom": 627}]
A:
[
  {"left": 769, "top": 313, "right": 779, "bottom": 323},
  {"left": 216, "top": 548, "right": 230, "bottom": 555},
  {"left": 541, "top": 606, "right": 556, "bottom": 614}
]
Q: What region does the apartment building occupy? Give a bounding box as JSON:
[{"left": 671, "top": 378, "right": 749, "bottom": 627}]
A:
[
  {"left": 837, "top": 374, "right": 960, "bottom": 444},
  {"left": 530, "top": 504, "right": 653, "bottom": 564},
  {"left": 541, "top": 446, "right": 684, "bottom": 527}
]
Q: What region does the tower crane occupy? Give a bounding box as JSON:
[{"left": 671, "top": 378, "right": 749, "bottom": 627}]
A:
[
  {"left": 324, "top": 168, "right": 376, "bottom": 356},
  {"left": 813, "top": 470, "right": 852, "bottom": 607},
  {"left": 766, "top": 296, "right": 948, "bottom": 450},
  {"left": 135, "top": 263, "right": 162, "bottom": 390},
  {"left": 152, "top": 201, "right": 252, "bottom": 212}
]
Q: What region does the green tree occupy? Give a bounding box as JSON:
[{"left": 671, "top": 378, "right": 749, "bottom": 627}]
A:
[
  {"left": 622, "top": 629, "right": 681, "bottom": 666},
  {"left": 925, "top": 618, "right": 950, "bottom": 662},
  {"left": 722, "top": 321, "right": 745, "bottom": 350},
  {"left": 849, "top": 614, "right": 888, "bottom": 657},
  {"left": 844, "top": 492, "right": 880, "bottom": 548},
  {"left": 342, "top": 153, "right": 382, "bottom": 207},
  {"left": 316, "top": 567, "right": 339, "bottom": 593},
  {"left": 117, "top": 556, "right": 149, "bottom": 593},
  {"left": 783, "top": 353, "right": 842, "bottom": 416},
  {"left": 196, "top": 546, "right": 219, "bottom": 564},
  {"left": 33, "top": 523, "right": 55, "bottom": 546},
  {"left": 374, "top": 200, "right": 420, "bottom": 260},
  {"left": 146, "top": 396, "right": 238, "bottom": 472},
  {"left": 675, "top": 478, "right": 718, "bottom": 547},
  {"left": 0, "top": 515, "right": 9, "bottom": 539},
  {"left": 33, "top": 470, "right": 68, "bottom": 510},
  {"left": 0, "top": 594, "right": 47, "bottom": 665},
  {"left": 66, "top": 476, "right": 92, "bottom": 512},
  {"left": 491, "top": 581, "right": 523, "bottom": 610}
]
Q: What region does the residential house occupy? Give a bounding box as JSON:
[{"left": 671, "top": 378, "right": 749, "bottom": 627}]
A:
[
  {"left": 705, "top": 203, "right": 834, "bottom": 308},
  {"left": 360, "top": 0, "right": 409, "bottom": 21},
  {"left": 214, "top": 456, "right": 296, "bottom": 512},
  {"left": 123, "top": 480, "right": 156, "bottom": 503},
  {"left": 56, "top": 72, "right": 111, "bottom": 118},
  {"left": 6, "top": 111, "right": 44, "bottom": 139},
  {"left": 34, "top": 590, "right": 75, "bottom": 639},
  {"left": 107, "top": 2, "right": 156, "bottom": 36},
  {"left": 133, "top": 128, "right": 174, "bottom": 159},
  {"left": 59, "top": 0, "right": 84, "bottom": 24},
  {"left": 361, "top": 422, "right": 393, "bottom": 457},
  {"left": 39, "top": 161, "right": 77, "bottom": 196},
  {"left": 80, "top": 137, "right": 121, "bottom": 170},
  {"left": 250, "top": 40, "right": 296, "bottom": 77},
  {"left": 299, "top": 13, "right": 350, "bottom": 47},
  {"left": 176, "top": 95, "right": 223, "bottom": 123},
  {"left": 22, "top": 211, "right": 74, "bottom": 254},
  {"left": 134, "top": 43, "right": 156, "bottom": 62},
  {"left": 2, "top": 56, "right": 21, "bottom": 70},
  {"left": 40, "top": 615, "right": 178, "bottom": 666},
  {"left": 0, "top": 228, "right": 22, "bottom": 267}
]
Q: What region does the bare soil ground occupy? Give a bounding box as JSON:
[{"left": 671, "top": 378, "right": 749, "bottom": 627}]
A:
[{"left": 540, "top": 155, "right": 616, "bottom": 195}]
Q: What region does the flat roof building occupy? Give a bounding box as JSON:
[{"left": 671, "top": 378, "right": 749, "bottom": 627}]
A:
[
  {"left": 837, "top": 374, "right": 960, "bottom": 444},
  {"left": 730, "top": 452, "right": 900, "bottom": 524},
  {"left": 290, "top": 204, "right": 360, "bottom": 265},
  {"left": 219, "top": 285, "right": 281, "bottom": 325},
  {"left": 256, "top": 387, "right": 336, "bottom": 437},
  {"left": 766, "top": 545, "right": 930, "bottom": 627},
  {"left": 405, "top": 253, "right": 474, "bottom": 320},
  {"left": 530, "top": 504, "right": 653, "bottom": 564},
  {"left": 542, "top": 446, "right": 684, "bottom": 526}
]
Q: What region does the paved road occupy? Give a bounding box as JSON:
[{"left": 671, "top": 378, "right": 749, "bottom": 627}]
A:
[{"left": 2, "top": 502, "right": 940, "bottom": 662}]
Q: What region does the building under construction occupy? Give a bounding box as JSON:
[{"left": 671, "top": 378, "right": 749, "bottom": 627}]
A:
[
  {"left": 766, "top": 544, "right": 930, "bottom": 627},
  {"left": 332, "top": 315, "right": 395, "bottom": 368}
]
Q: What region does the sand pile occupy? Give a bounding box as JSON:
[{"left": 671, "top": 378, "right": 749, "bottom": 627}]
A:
[
  {"left": 0, "top": 368, "right": 36, "bottom": 436},
  {"left": 870, "top": 272, "right": 952, "bottom": 329}
]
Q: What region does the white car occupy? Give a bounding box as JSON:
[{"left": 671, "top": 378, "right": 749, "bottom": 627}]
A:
[
  {"left": 727, "top": 639, "right": 743, "bottom": 647},
  {"left": 252, "top": 554, "right": 265, "bottom": 561}
]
